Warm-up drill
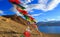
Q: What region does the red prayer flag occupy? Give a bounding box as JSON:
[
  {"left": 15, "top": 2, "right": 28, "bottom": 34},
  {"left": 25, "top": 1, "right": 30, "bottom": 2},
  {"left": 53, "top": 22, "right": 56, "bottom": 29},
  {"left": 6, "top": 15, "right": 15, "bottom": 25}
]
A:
[
  {"left": 29, "top": 16, "right": 34, "bottom": 20},
  {"left": 9, "top": 0, "right": 21, "bottom": 4},
  {"left": 16, "top": 8, "right": 28, "bottom": 15},
  {"left": 24, "top": 31, "right": 31, "bottom": 37}
]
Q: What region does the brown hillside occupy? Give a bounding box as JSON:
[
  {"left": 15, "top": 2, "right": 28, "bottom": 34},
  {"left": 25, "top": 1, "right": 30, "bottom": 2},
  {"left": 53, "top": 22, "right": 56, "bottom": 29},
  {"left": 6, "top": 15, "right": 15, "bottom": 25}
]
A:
[{"left": 0, "top": 15, "right": 60, "bottom": 37}]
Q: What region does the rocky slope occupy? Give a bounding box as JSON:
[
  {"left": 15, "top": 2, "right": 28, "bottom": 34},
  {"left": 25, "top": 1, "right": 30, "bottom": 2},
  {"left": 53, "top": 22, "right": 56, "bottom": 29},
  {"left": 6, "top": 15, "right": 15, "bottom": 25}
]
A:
[
  {"left": 0, "top": 15, "right": 40, "bottom": 37},
  {"left": 0, "top": 15, "right": 60, "bottom": 37}
]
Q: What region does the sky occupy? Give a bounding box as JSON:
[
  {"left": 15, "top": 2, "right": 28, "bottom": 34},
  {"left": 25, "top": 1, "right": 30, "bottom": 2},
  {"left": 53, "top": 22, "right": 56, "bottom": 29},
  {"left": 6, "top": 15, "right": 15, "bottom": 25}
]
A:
[
  {"left": 0, "top": 0, "right": 60, "bottom": 22},
  {"left": 0, "top": 0, "right": 60, "bottom": 34}
]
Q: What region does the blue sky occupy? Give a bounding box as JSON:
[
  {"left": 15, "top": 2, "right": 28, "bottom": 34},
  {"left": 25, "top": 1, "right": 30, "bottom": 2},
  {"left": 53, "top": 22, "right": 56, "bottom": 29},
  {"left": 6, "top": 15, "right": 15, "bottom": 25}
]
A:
[
  {"left": 0, "top": 0, "right": 60, "bottom": 22},
  {"left": 0, "top": 0, "right": 60, "bottom": 34}
]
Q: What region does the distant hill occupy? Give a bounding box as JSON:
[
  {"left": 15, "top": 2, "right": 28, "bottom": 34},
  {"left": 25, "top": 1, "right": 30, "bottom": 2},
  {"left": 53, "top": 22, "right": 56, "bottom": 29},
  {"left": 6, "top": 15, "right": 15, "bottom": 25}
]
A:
[{"left": 37, "top": 21, "right": 60, "bottom": 26}]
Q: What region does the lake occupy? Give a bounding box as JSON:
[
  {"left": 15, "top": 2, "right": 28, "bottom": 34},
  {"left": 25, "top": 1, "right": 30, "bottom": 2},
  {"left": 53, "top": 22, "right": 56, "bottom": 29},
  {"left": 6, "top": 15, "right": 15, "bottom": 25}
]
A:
[{"left": 38, "top": 26, "right": 60, "bottom": 34}]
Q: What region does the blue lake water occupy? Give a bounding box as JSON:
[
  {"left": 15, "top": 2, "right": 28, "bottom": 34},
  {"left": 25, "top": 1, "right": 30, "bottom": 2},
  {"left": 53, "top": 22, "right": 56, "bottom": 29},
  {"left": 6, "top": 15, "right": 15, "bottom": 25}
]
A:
[{"left": 38, "top": 26, "right": 60, "bottom": 34}]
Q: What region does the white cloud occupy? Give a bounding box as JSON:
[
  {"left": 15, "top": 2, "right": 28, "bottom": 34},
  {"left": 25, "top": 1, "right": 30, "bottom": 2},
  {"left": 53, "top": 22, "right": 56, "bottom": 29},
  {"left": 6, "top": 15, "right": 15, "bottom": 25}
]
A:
[
  {"left": 24, "top": 0, "right": 60, "bottom": 12},
  {"left": 42, "top": 18, "right": 59, "bottom": 22},
  {"left": 9, "top": 6, "right": 23, "bottom": 16},
  {"left": 47, "top": 19, "right": 56, "bottom": 21},
  {"left": 30, "top": 10, "right": 34, "bottom": 12},
  {"left": 47, "top": 0, "right": 60, "bottom": 11},
  {"left": 27, "top": 0, "right": 33, "bottom": 3},
  {"left": 9, "top": 0, "right": 60, "bottom": 16},
  {"left": 9, "top": 6, "right": 43, "bottom": 17},
  {"left": 38, "top": 0, "right": 48, "bottom": 4},
  {"left": 20, "top": 0, "right": 33, "bottom": 4},
  {"left": 43, "top": 18, "right": 56, "bottom": 22},
  {"left": 44, "top": 16, "right": 60, "bottom": 21},
  {"left": 31, "top": 13, "right": 43, "bottom": 16},
  {"left": 0, "top": 10, "right": 4, "bottom": 14}
]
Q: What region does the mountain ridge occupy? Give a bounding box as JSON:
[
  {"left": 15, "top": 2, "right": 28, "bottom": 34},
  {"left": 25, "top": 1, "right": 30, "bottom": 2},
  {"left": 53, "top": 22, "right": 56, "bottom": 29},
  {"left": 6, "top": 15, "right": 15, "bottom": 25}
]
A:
[
  {"left": 37, "top": 21, "right": 60, "bottom": 26},
  {"left": 0, "top": 15, "right": 60, "bottom": 37}
]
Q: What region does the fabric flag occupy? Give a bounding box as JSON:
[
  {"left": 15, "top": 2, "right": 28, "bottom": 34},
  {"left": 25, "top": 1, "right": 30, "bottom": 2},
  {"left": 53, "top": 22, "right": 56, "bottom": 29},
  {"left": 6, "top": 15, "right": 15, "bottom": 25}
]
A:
[
  {"left": 28, "top": 16, "right": 36, "bottom": 23},
  {"left": 20, "top": 35, "right": 25, "bottom": 37},
  {"left": 9, "top": 0, "right": 39, "bottom": 34},
  {"left": 9, "top": 0, "right": 21, "bottom": 4},
  {"left": 24, "top": 15, "right": 29, "bottom": 20},
  {"left": 23, "top": 15, "right": 36, "bottom": 24},
  {"left": 24, "top": 31, "right": 31, "bottom": 37},
  {"left": 23, "top": 15, "right": 33, "bottom": 23},
  {"left": 9, "top": 0, "right": 26, "bottom": 9},
  {"left": 17, "top": 4, "right": 26, "bottom": 9},
  {"left": 9, "top": 0, "right": 36, "bottom": 23},
  {"left": 16, "top": 7, "right": 28, "bottom": 15},
  {"left": 29, "top": 16, "right": 34, "bottom": 20}
]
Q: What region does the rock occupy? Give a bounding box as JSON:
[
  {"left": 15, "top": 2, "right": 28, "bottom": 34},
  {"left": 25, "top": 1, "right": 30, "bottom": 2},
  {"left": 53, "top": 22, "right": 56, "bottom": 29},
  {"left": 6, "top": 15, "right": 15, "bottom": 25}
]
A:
[{"left": 0, "top": 15, "right": 60, "bottom": 37}]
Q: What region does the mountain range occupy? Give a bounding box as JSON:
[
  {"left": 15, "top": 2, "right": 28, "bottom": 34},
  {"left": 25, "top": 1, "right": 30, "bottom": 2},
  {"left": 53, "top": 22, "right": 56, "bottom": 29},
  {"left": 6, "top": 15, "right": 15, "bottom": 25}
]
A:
[{"left": 37, "top": 21, "right": 60, "bottom": 26}]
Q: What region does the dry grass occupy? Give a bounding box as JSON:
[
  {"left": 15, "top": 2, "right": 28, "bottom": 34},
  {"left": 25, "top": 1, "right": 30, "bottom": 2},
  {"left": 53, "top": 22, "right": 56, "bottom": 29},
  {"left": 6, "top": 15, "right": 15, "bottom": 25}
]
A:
[{"left": 0, "top": 16, "right": 60, "bottom": 37}]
